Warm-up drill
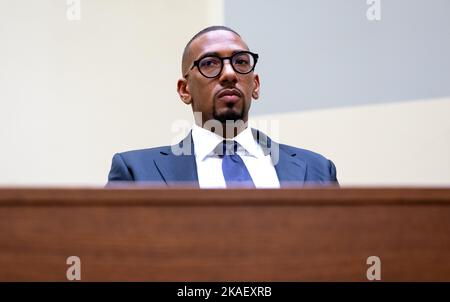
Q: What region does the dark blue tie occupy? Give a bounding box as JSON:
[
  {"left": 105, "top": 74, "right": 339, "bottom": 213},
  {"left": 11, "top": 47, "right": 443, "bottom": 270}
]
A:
[{"left": 220, "top": 140, "right": 255, "bottom": 188}]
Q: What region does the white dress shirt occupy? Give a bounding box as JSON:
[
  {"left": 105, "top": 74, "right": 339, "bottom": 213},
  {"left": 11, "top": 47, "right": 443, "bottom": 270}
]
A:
[{"left": 191, "top": 124, "right": 280, "bottom": 188}]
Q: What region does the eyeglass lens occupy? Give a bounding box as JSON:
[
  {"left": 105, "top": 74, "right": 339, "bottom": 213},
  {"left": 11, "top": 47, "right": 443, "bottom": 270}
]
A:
[{"left": 198, "top": 52, "right": 256, "bottom": 77}]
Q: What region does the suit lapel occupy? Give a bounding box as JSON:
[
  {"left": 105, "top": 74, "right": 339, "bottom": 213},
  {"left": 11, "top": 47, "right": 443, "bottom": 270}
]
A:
[
  {"left": 153, "top": 132, "right": 199, "bottom": 187},
  {"left": 251, "top": 128, "right": 307, "bottom": 187}
]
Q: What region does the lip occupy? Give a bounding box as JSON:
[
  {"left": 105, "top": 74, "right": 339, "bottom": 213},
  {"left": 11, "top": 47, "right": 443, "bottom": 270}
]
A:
[{"left": 216, "top": 88, "right": 243, "bottom": 103}]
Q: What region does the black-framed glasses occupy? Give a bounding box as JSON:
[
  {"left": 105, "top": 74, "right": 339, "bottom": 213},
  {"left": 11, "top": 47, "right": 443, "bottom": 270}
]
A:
[{"left": 185, "top": 51, "right": 259, "bottom": 78}]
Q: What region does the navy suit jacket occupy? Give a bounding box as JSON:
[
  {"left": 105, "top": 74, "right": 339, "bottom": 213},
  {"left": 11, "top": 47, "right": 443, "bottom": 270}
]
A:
[{"left": 107, "top": 129, "right": 338, "bottom": 187}]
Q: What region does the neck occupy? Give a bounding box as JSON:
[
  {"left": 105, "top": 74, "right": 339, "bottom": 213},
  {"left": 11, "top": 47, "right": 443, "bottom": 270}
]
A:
[
  {"left": 222, "top": 122, "right": 246, "bottom": 139},
  {"left": 195, "top": 119, "right": 248, "bottom": 139}
]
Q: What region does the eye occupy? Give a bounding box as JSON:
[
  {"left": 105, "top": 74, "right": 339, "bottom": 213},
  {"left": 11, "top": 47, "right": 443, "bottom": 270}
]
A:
[
  {"left": 233, "top": 54, "right": 251, "bottom": 65},
  {"left": 199, "top": 57, "right": 220, "bottom": 68},
  {"left": 235, "top": 59, "right": 249, "bottom": 65}
]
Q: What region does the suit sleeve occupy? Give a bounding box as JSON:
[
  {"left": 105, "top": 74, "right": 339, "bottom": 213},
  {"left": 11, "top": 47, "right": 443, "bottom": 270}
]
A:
[
  {"left": 328, "top": 160, "right": 339, "bottom": 184},
  {"left": 107, "top": 153, "right": 134, "bottom": 183}
]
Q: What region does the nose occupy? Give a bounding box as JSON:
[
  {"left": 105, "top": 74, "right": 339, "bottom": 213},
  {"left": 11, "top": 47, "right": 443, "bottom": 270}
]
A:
[{"left": 219, "top": 59, "right": 238, "bottom": 84}]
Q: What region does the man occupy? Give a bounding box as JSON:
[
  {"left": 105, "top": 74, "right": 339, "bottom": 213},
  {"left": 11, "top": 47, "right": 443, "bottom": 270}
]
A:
[{"left": 108, "top": 26, "right": 338, "bottom": 188}]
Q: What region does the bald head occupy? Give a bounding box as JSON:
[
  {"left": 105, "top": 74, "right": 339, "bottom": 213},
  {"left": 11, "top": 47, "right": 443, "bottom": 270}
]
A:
[{"left": 181, "top": 26, "right": 247, "bottom": 76}]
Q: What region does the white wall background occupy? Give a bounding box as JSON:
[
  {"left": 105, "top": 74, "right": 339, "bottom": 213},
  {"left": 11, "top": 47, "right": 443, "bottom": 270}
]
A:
[
  {"left": 252, "top": 97, "right": 450, "bottom": 186},
  {"left": 0, "top": 0, "right": 223, "bottom": 185},
  {"left": 1, "top": 0, "right": 449, "bottom": 186}
]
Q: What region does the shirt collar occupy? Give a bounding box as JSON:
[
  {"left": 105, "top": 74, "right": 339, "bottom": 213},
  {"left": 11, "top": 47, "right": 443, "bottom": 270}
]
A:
[
  {"left": 191, "top": 124, "right": 263, "bottom": 161},
  {"left": 234, "top": 126, "right": 262, "bottom": 159}
]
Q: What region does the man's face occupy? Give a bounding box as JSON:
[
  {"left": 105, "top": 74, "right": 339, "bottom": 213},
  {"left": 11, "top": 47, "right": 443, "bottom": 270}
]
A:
[{"left": 178, "top": 30, "right": 260, "bottom": 126}]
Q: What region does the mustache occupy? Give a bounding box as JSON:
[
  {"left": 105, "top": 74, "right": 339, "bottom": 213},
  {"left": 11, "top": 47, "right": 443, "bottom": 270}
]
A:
[{"left": 214, "top": 87, "right": 243, "bottom": 99}]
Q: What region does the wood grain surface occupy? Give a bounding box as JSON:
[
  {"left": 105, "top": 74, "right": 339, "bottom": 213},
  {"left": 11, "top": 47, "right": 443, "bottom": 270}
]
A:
[{"left": 0, "top": 187, "right": 449, "bottom": 281}]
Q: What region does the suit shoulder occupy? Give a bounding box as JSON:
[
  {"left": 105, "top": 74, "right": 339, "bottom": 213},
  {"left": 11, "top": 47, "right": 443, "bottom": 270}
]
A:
[
  {"left": 117, "top": 145, "right": 172, "bottom": 162},
  {"left": 108, "top": 145, "right": 172, "bottom": 183},
  {"left": 279, "top": 143, "right": 338, "bottom": 183}
]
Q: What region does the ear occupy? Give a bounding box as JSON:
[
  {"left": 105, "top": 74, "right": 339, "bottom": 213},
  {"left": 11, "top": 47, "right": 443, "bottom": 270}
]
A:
[
  {"left": 251, "top": 74, "right": 260, "bottom": 100},
  {"left": 177, "top": 78, "right": 192, "bottom": 105}
]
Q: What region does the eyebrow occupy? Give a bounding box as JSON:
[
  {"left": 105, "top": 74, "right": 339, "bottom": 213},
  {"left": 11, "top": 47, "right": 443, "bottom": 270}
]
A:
[{"left": 195, "top": 49, "right": 248, "bottom": 61}]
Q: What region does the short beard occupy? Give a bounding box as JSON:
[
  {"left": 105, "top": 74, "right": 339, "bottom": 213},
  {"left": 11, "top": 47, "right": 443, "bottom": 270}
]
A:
[{"left": 212, "top": 103, "right": 245, "bottom": 124}]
